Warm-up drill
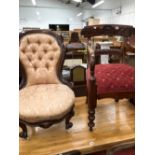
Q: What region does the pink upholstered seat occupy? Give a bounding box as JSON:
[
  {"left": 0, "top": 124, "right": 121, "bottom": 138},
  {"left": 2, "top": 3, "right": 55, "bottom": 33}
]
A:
[
  {"left": 87, "top": 64, "right": 135, "bottom": 95},
  {"left": 20, "top": 84, "right": 75, "bottom": 123}
]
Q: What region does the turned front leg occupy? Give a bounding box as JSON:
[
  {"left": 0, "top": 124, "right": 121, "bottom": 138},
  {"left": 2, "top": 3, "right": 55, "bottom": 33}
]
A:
[{"left": 88, "top": 108, "right": 95, "bottom": 131}]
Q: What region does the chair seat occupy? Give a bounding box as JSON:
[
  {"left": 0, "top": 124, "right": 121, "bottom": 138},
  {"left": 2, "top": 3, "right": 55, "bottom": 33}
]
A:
[
  {"left": 20, "top": 84, "right": 75, "bottom": 123},
  {"left": 87, "top": 64, "right": 135, "bottom": 95}
]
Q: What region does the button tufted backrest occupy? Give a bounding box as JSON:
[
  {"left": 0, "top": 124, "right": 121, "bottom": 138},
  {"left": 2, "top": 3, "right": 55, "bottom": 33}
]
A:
[{"left": 19, "top": 31, "right": 62, "bottom": 86}]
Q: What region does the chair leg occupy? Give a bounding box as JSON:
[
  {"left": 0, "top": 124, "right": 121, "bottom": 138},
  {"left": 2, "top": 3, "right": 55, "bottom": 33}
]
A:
[
  {"left": 115, "top": 99, "right": 119, "bottom": 102},
  {"left": 85, "top": 86, "right": 88, "bottom": 104},
  {"left": 65, "top": 108, "right": 74, "bottom": 129},
  {"left": 108, "top": 54, "right": 112, "bottom": 63},
  {"left": 130, "top": 98, "right": 135, "bottom": 105},
  {"left": 86, "top": 96, "right": 88, "bottom": 104},
  {"left": 19, "top": 121, "right": 28, "bottom": 139},
  {"left": 88, "top": 108, "right": 95, "bottom": 131}
]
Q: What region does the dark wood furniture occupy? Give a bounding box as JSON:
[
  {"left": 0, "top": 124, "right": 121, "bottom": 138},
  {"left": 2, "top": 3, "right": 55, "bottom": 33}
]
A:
[
  {"left": 94, "top": 39, "right": 123, "bottom": 64},
  {"left": 88, "top": 141, "right": 134, "bottom": 155},
  {"left": 65, "top": 48, "right": 85, "bottom": 62},
  {"left": 106, "top": 141, "right": 134, "bottom": 155},
  {"left": 60, "top": 150, "right": 81, "bottom": 155},
  {"left": 95, "top": 45, "right": 124, "bottom": 64},
  {"left": 81, "top": 24, "right": 135, "bottom": 131},
  {"left": 62, "top": 65, "right": 87, "bottom": 97},
  {"left": 66, "top": 32, "right": 86, "bottom": 62},
  {"left": 19, "top": 30, "right": 75, "bottom": 139},
  {"left": 125, "top": 33, "right": 135, "bottom": 53},
  {"left": 70, "top": 65, "right": 86, "bottom": 85},
  {"left": 123, "top": 34, "right": 135, "bottom": 66},
  {"left": 70, "top": 65, "right": 87, "bottom": 97},
  {"left": 69, "top": 32, "right": 81, "bottom": 43}
]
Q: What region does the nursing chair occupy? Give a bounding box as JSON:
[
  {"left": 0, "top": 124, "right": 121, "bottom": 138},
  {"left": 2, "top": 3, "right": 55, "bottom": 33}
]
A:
[
  {"left": 19, "top": 30, "right": 75, "bottom": 139},
  {"left": 81, "top": 24, "right": 135, "bottom": 131}
]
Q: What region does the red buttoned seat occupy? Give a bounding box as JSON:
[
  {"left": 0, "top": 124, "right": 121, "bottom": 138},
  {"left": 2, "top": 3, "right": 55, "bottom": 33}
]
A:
[{"left": 87, "top": 64, "right": 135, "bottom": 96}]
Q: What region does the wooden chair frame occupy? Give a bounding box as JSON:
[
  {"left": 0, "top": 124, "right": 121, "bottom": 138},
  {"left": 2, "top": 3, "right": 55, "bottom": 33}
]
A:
[{"left": 81, "top": 24, "right": 135, "bottom": 131}]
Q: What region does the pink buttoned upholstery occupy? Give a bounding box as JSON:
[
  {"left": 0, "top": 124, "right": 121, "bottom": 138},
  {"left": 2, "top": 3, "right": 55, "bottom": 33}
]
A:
[
  {"left": 87, "top": 64, "right": 135, "bottom": 95},
  {"left": 19, "top": 31, "right": 75, "bottom": 123},
  {"left": 19, "top": 33, "right": 61, "bottom": 86}
]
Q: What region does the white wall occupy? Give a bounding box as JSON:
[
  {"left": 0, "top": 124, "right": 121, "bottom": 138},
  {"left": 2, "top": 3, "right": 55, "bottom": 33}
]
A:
[
  {"left": 82, "top": 9, "right": 112, "bottom": 25},
  {"left": 19, "top": 0, "right": 135, "bottom": 30},
  {"left": 20, "top": 7, "right": 83, "bottom": 30},
  {"left": 83, "top": 0, "right": 135, "bottom": 26},
  {"left": 110, "top": 0, "right": 135, "bottom": 26},
  {"left": 19, "top": 0, "right": 83, "bottom": 30}
]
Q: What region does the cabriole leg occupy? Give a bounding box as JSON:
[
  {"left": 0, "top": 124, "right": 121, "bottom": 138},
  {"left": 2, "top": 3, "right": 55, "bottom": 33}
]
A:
[
  {"left": 65, "top": 108, "right": 74, "bottom": 129},
  {"left": 19, "top": 121, "right": 28, "bottom": 139}
]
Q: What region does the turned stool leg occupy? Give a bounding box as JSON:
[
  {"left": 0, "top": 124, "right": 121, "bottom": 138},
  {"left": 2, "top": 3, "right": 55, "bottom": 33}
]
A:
[{"left": 88, "top": 108, "right": 95, "bottom": 131}]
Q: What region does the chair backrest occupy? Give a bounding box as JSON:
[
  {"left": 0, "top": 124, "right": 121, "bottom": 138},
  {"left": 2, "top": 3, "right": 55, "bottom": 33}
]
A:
[
  {"left": 81, "top": 24, "right": 134, "bottom": 48},
  {"left": 19, "top": 30, "right": 65, "bottom": 86},
  {"left": 126, "top": 34, "right": 135, "bottom": 52},
  {"left": 81, "top": 24, "right": 135, "bottom": 39},
  {"left": 81, "top": 24, "right": 135, "bottom": 64},
  {"left": 69, "top": 32, "right": 81, "bottom": 43},
  {"left": 70, "top": 65, "right": 86, "bottom": 85}
]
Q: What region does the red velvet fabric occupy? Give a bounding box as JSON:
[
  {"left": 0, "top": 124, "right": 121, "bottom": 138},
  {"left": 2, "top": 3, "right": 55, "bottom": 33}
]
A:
[
  {"left": 87, "top": 64, "right": 135, "bottom": 95},
  {"left": 87, "top": 151, "right": 106, "bottom": 155},
  {"left": 87, "top": 147, "right": 134, "bottom": 155},
  {"left": 114, "top": 147, "right": 135, "bottom": 155}
]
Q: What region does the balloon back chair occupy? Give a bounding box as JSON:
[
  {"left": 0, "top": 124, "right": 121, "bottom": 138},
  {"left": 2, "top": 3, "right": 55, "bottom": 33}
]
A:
[
  {"left": 66, "top": 32, "right": 86, "bottom": 62},
  {"left": 69, "top": 32, "right": 81, "bottom": 43},
  {"left": 19, "top": 30, "right": 75, "bottom": 139},
  {"left": 81, "top": 24, "right": 135, "bottom": 131}
]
